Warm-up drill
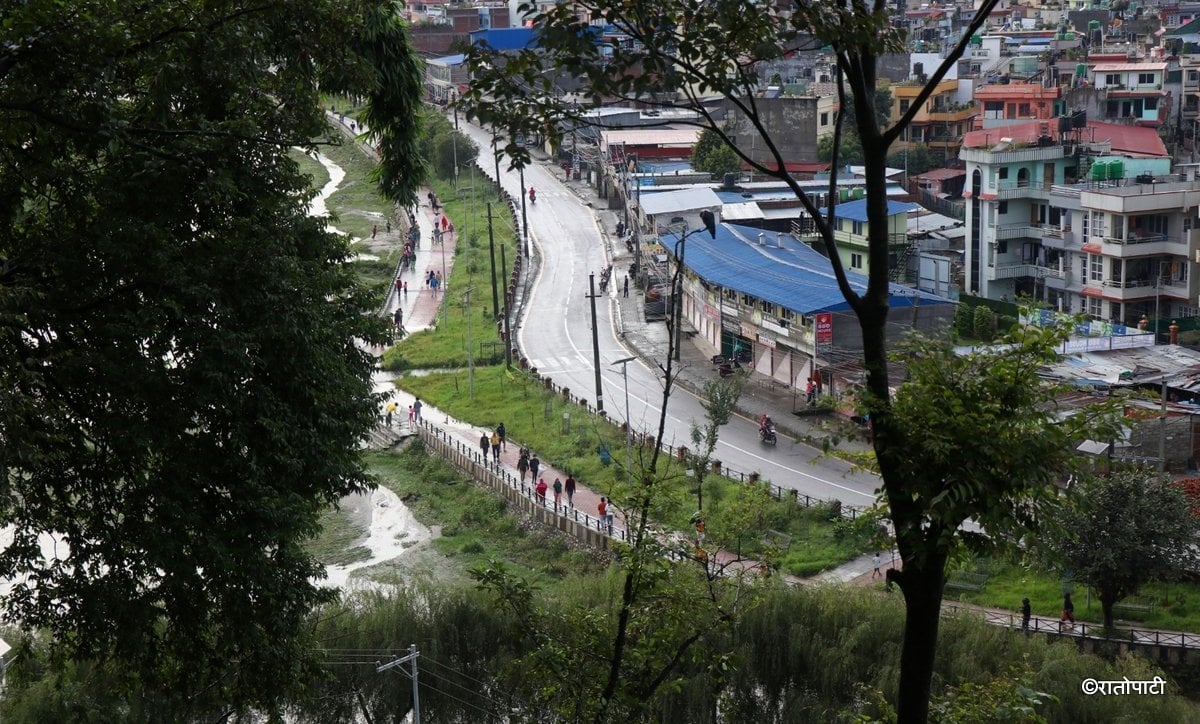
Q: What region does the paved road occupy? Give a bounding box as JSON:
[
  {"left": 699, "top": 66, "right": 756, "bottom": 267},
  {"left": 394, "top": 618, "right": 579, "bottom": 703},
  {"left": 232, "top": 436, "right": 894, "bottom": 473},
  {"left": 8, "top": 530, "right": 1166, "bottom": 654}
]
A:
[{"left": 457, "top": 121, "right": 878, "bottom": 506}]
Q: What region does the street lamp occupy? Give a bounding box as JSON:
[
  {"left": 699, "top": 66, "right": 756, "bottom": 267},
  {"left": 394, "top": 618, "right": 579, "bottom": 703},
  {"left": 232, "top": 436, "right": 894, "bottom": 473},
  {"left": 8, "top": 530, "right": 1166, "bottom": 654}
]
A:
[
  {"left": 670, "top": 211, "right": 719, "bottom": 361},
  {"left": 610, "top": 356, "right": 637, "bottom": 478}
]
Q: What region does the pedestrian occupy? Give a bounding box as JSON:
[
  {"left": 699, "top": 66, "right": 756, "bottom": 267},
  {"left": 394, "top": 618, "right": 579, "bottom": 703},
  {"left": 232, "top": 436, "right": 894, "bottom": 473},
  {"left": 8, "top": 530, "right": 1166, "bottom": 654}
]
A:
[
  {"left": 427, "top": 191, "right": 434, "bottom": 207},
  {"left": 403, "top": 281, "right": 408, "bottom": 298},
  {"left": 392, "top": 306, "right": 403, "bottom": 329},
  {"left": 1061, "top": 593, "right": 1075, "bottom": 628},
  {"left": 412, "top": 397, "right": 422, "bottom": 422},
  {"left": 872, "top": 552, "right": 882, "bottom": 579},
  {"left": 564, "top": 474, "right": 576, "bottom": 507},
  {"left": 1021, "top": 597, "right": 1032, "bottom": 631},
  {"left": 806, "top": 379, "right": 817, "bottom": 406},
  {"left": 395, "top": 277, "right": 403, "bottom": 295},
  {"left": 623, "top": 276, "right": 629, "bottom": 298},
  {"left": 517, "top": 450, "right": 530, "bottom": 482},
  {"left": 496, "top": 422, "right": 507, "bottom": 451},
  {"left": 384, "top": 401, "right": 397, "bottom": 427},
  {"left": 435, "top": 270, "right": 442, "bottom": 288},
  {"left": 529, "top": 454, "right": 540, "bottom": 480},
  {"left": 598, "top": 497, "right": 607, "bottom": 530},
  {"left": 407, "top": 405, "right": 415, "bottom": 423},
  {"left": 604, "top": 498, "right": 614, "bottom": 533},
  {"left": 552, "top": 477, "right": 563, "bottom": 506},
  {"left": 479, "top": 431, "right": 490, "bottom": 459},
  {"left": 386, "top": 220, "right": 391, "bottom": 234},
  {"left": 372, "top": 224, "right": 378, "bottom": 239},
  {"left": 441, "top": 215, "right": 449, "bottom": 234},
  {"left": 535, "top": 478, "right": 548, "bottom": 504},
  {"left": 491, "top": 430, "right": 501, "bottom": 462},
  {"left": 448, "top": 221, "right": 455, "bottom": 239}
]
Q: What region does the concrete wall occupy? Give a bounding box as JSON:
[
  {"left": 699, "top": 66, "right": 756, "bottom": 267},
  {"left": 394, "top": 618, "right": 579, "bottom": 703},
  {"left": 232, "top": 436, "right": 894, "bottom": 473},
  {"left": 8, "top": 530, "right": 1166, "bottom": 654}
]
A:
[{"left": 724, "top": 97, "right": 821, "bottom": 164}]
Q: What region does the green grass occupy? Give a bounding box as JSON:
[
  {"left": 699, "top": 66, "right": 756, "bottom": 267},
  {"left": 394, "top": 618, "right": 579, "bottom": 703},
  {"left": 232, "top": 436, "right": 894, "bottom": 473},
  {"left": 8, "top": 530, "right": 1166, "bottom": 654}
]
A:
[
  {"left": 305, "top": 504, "right": 371, "bottom": 566},
  {"left": 320, "top": 135, "right": 392, "bottom": 240},
  {"left": 951, "top": 557, "right": 1200, "bottom": 633},
  {"left": 365, "top": 444, "right": 609, "bottom": 586},
  {"left": 290, "top": 148, "right": 330, "bottom": 190},
  {"left": 396, "top": 366, "right": 877, "bottom": 575}
]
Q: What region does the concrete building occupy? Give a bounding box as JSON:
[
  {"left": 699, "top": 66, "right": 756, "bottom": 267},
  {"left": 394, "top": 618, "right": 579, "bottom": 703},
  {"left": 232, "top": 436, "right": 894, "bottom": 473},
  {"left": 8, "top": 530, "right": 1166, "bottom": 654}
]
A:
[
  {"left": 959, "top": 119, "right": 1200, "bottom": 327},
  {"left": 891, "top": 77, "right": 978, "bottom": 155}
]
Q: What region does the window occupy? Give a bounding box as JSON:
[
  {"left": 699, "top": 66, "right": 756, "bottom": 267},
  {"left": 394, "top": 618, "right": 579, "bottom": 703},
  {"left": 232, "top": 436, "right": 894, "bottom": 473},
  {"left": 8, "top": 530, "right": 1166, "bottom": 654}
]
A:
[
  {"left": 1090, "top": 210, "right": 1106, "bottom": 238},
  {"left": 1106, "top": 73, "right": 1121, "bottom": 86},
  {"left": 759, "top": 300, "right": 775, "bottom": 314},
  {"left": 899, "top": 99, "right": 910, "bottom": 113},
  {"left": 997, "top": 201, "right": 1008, "bottom": 214},
  {"left": 1145, "top": 97, "right": 1159, "bottom": 111},
  {"left": 998, "top": 167, "right": 1009, "bottom": 180},
  {"left": 997, "top": 240, "right": 1008, "bottom": 254},
  {"left": 741, "top": 293, "right": 754, "bottom": 305},
  {"left": 850, "top": 253, "right": 863, "bottom": 269},
  {"left": 820, "top": 112, "right": 829, "bottom": 126},
  {"left": 1089, "top": 253, "right": 1103, "bottom": 282},
  {"left": 780, "top": 308, "right": 796, "bottom": 322},
  {"left": 1138, "top": 72, "right": 1156, "bottom": 85},
  {"left": 852, "top": 220, "right": 864, "bottom": 236},
  {"left": 1087, "top": 297, "right": 1103, "bottom": 318},
  {"left": 1018, "top": 103, "right": 1032, "bottom": 116}
]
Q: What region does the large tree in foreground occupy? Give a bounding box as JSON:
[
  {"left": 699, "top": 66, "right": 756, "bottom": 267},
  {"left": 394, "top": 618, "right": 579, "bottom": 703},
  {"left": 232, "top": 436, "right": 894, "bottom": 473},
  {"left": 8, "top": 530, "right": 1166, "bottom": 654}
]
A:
[
  {"left": 0, "top": 0, "right": 422, "bottom": 714},
  {"left": 1048, "top": 471, "right": 1198, "bottom": 630},
  {"left": 464, "top": 2, "right": 1126, "bottom": 717}
]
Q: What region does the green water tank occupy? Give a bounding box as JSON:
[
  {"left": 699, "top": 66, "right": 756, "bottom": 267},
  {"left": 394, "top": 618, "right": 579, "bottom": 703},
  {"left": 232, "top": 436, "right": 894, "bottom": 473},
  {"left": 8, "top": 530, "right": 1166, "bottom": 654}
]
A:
[
  {"left": 1089, "top": 20, "right": 1101, "bottom": 31},
  {"left": 1108, "top": 159, "right": 1124, "bottom": 180},
  {"left": 970, "top": 34, "right": 982, "bottom": 45},
  {"left": 852, "top": 188, "right": 865, "bottom": 200},
  {"left": 1090, "top": 160, "right": 1109, "bottom": 181},
  {"left": 1076, "top": 63, "right": 1087, "bottom": 79},
  {"left": 840, "top": 188, "right": 851, "bottom": 202}
]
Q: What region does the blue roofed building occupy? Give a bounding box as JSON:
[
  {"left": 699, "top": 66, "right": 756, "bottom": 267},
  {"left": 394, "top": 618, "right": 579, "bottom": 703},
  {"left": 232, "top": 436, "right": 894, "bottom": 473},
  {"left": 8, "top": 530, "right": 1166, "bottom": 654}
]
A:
[
  {"left": 806, "top": 198, "right": 920, "bottom": 280},
  {"left": 655, "top": 222, "right": 953, "bottom": 391}
]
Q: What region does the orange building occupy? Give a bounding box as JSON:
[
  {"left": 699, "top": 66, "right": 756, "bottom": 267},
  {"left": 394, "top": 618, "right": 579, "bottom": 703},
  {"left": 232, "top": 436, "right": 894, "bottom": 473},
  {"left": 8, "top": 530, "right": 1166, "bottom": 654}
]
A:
[{"left": 973, "top": 83, "right": 1064, "bottom": 130}]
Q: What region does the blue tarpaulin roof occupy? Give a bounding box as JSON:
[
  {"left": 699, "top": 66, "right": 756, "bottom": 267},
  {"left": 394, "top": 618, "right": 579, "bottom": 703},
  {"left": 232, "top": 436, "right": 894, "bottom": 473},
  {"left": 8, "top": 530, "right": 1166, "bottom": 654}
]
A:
[
  {"left": 824, "top": 198, "right": 919, "bottom": 222},
  {"left": 469, "top": 28, "right": 537, "bottom": 51},
  {"left": 429, "top": 54, "right": 466, "bottom": 66},
  {"left": 664, "top": 223, "right": 949, "bottom": 314}
]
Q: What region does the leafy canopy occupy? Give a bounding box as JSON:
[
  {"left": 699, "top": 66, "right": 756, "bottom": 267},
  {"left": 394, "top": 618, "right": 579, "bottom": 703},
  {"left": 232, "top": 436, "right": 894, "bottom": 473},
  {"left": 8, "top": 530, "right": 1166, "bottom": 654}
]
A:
[{"left": 0, "top": 0, "right": 423, "bottom": 713}]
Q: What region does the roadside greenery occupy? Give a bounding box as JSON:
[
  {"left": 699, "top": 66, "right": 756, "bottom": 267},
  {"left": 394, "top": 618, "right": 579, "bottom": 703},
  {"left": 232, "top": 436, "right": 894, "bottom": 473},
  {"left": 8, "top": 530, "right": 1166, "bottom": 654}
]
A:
[{"left": 396, "top": 366, "right": 878, "bottom": 575}]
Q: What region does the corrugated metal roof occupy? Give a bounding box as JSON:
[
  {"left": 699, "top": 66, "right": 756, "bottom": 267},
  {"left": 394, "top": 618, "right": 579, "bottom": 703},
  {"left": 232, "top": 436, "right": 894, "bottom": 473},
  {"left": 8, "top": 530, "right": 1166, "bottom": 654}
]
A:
[
  {"left": 428, "top": 54, "right": 465, "bottom": 66},
  {"left": 669, "top": 223, "right": 949, "bottom": 315},
  {"left": 639, "top": 187, "right": 722, "bottom": 216},
  {"left": 600, "top": 129, "right": 701, "bottom": 146},
  {"left": 823, "top": 199, "right": 919, "bottom": 223}
]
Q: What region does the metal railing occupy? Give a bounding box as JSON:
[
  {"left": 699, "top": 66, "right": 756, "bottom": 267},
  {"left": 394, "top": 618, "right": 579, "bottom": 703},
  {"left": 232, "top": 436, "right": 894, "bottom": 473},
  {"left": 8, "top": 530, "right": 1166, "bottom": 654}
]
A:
[{"left": 943, "top": 602, "right": 1200, "bottom": 651}]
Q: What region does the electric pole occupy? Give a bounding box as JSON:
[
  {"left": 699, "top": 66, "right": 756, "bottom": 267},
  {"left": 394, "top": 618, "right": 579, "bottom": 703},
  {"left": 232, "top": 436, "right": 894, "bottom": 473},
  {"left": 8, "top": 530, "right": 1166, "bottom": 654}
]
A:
[{"left": 587, "top": 273, "right": 604, "bottom": 414}]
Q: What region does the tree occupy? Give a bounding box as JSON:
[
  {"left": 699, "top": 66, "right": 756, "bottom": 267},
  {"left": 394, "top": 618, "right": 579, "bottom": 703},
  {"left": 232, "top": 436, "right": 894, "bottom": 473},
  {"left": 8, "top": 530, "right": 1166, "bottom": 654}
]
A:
[
  {"left": 462, "top": 1, "right": 1126, "bottom": 718},
  {"left": 1048, "top": 471, "right": 1199, "bottom": 629},
  {"left": 692, "top": 128, "right": 745, "bottom": 179},
  {"left": 888, "top": 143, "right": 939, "bottom": 176},
  {"left": 973, "top": 305, "right": 995, "bottom": 342},
  {"left": 0, "top": 0, "right": 423, "bottom": 714},
  {"left": 818, "top": 128, "right": 865, "bottom": 165}
]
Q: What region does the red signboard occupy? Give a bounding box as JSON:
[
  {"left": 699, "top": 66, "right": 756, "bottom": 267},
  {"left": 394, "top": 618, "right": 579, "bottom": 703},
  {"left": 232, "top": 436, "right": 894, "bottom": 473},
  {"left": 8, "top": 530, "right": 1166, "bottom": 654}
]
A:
[{"left": 815, "top": 312, "right": 833, "bottom": 352}]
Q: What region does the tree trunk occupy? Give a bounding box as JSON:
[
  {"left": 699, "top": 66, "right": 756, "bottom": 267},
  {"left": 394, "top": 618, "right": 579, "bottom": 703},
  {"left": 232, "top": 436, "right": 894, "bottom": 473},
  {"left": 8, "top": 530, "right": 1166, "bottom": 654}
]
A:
[
  {"left": 894, "top": 550, "right": 948, "bottom": 723},
  {"left": 1101, "top": 592, "right": 1116, "bottom": 630}
]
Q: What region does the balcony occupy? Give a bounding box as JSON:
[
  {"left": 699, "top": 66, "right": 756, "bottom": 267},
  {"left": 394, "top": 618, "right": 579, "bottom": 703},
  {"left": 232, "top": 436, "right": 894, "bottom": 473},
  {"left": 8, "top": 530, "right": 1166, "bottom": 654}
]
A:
[
  {"left": 991, "top": 262, "right": 1066, "bottom": 280},
  {"left": 1093, "top": 233, "right": 1190, "bottom": 258},
  {"left": 993, "top": 180, "right": 1052, "bottom": 200},
  {"left": 1040, "top": 228, "right": 1077, "bottom": 250},
  {"left": 927, "top": 104, "right": 978, "bottom": 122},
  {"left": 961, "top": 146, "right": 1065, "bottom": 164},
  {"left": 995, "top": 222, "right": 1072, "bottom": 242}
]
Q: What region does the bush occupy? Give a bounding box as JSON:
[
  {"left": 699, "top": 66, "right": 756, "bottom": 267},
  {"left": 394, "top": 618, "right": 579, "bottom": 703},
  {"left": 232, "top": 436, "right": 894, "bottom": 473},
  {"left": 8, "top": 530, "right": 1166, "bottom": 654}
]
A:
[
  {"left": 973, "top": 305, "right": 995, "bottom": 342},
  {"left": 954, "top": 303, "right": 974, "bottom": 338}
]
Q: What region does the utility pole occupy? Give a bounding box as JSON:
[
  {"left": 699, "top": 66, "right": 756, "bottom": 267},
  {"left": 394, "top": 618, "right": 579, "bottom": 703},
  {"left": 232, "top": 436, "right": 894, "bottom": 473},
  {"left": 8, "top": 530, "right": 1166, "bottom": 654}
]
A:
[
  {"left": 492, "top": 130, "right": 501, "bottom": 191},
  {"left": 519, "top": 166, "right": 529, "bottom": 257},
  {"left": 611, "top": 356, "right": 636, "bottom": 477},
  {"left": 501, "top": 244, "right": 513, "bottom": 368},
  {"left": 487, "top": 203, "right": 500, "bottom": 321},
  {"left": 376, "top": 644, "right": 421, "bottom": 724},
  {"left": 587, "top": 273, "right": 604, "bottom": 413},
  {"left": 464, "top": 287, "right": 475, "bottom": 400}
]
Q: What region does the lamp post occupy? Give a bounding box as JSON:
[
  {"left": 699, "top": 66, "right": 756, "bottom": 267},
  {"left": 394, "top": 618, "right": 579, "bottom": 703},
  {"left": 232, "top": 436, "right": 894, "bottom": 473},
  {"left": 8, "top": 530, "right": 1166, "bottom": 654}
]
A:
[
  {"left": 610, "top": 356, "right": 637, "bottom": 478},
  {"left": 670, "top": 211, "right": 719, "bottom": 361},
  {"left": 519, "top": 165, "right": 529, "bottom": 257}
]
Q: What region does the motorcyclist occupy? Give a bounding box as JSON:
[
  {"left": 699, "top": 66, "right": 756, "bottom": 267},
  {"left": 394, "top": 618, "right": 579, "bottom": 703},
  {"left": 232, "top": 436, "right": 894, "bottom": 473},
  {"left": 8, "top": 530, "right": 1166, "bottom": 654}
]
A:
[
  {"left": 759, "top": 414, "right": 773, "bottom": 434},
  {"left": 528, "top": 187, "right": 537, "bottom": 204}
]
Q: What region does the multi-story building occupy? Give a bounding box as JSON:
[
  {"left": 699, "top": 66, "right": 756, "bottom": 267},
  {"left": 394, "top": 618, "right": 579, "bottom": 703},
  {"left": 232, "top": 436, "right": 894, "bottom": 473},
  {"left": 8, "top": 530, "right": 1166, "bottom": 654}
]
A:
[
  {"left": 891, "top": 77, "right": 977, "bottom": 155},
  {"left": 1089, "top": 61, "right": 1169, "bottom": 127},
  {"left": 974, "top": 82, "right": 1064, "bottom": 130},
  {"left": 960, "top": 119, "right": 1199, "bottom": 326},
  {"left": 811, "top": 198, "right": 918, "bottom": 278}
]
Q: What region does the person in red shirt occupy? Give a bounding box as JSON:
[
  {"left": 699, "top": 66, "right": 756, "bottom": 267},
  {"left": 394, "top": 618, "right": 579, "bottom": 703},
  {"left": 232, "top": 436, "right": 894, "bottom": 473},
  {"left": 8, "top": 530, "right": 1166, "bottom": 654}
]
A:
[{"left": 535, "top": 478, "right": 548, "bottom": 504}]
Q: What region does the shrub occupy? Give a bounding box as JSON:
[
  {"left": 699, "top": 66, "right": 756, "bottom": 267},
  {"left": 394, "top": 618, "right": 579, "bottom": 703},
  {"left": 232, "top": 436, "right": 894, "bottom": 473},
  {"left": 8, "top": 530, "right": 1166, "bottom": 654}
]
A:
[
  {"left": 973, "top": 305, "right": 995, "bottom": 342},
  {"left": 954, "top": 303, "right": 974, "bottom": 338}
]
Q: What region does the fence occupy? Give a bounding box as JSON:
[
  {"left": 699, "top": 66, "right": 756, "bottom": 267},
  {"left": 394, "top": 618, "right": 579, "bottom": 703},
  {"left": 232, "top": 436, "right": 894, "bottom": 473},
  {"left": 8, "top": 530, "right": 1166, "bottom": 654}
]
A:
[
  {"left": 942, "top": 602, "right": 1200, "bottom": 653},
  {"left": 418, "top": 421, "right": 627, "bottom": 548}
]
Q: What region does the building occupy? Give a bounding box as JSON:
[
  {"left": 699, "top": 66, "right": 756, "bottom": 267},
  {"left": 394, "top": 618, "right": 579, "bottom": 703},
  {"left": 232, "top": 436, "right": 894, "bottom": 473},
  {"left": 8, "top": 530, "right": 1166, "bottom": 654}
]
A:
[
  {"left": 808, "top": 198, "right": 920, "bottom": 278},
  {"left": 973, "top": 82, "right": 1064, "bottom": 130},
  {"left": 891, "top": 77, "right": 977, "bottom": 155},
  {"left": 1089, "top": 61, "right": 1170, "bottom": 127},
  {"left": 659, "top": 223, "right": 954, "bottom": 392},
  {"left": 959, "top": 119, "right": 1200, "bottom": 327}
]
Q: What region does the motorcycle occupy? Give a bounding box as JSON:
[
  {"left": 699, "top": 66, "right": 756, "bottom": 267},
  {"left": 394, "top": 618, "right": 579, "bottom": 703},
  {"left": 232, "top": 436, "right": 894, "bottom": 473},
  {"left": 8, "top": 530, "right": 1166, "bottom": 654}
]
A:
[{"left": 759, "top": 425, "right": 777, "bottom": 445}]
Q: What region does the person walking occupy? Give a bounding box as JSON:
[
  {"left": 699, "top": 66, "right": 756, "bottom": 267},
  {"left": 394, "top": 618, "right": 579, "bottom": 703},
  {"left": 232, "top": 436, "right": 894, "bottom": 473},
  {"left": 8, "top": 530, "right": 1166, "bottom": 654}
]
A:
[
  {"left": 407, "top": 405, "right": 415, "bottom": 424},
  {"left": 497, "top": 422, "right": 507, "bottom": 451},
  {"left": 386, "top": 220, "right": 391, "bottom": 234},
  {"left": 392, "top": 306, "right": 404, "bottom": 331},
  {"left": 872, "top": 552, "right": 882, "bottom": 579},
  {"left": 1061, "top": 593, "right": 1075, "bottom": 629},
  {"left": 806, "top": 379, "right": 817, "bottom": 406},
  {"left": 384, "top": 401, "right": 397, "bottom": 428},
  {"left": 371, "top": 224, "right": 378, "bottom": 239},
  {"left": 517, "top": 450, "right": 530, "bottom": 482},
  {"left": 1021, "top": 597, "right": 1032, "bottom": 632},
  {"left": 479, "top": 431, "right": 490, "bottom": 459},
  {"left": 490, "top": 430, "right": 501, "bottom": 463},
  {"left": 604, "top": 499, "right": 614, "bottom": 534},
  {"left": 529, "top": 454, "right": 540, "bottom": 480},
  {"left": 403, "top": 281, "right": 408, "bottom": 298},
  {"left": 412, "top": 397, "right": 423, "bottom": 422},
  {"left": 623, "top": 276, "right": 629, "bottom": 298},
  {"left": 535, "top": 478, "right": 548, "bottom": 504},
  {"left": 564, "top": 474, "right": 576, "bottom": 508},
  {"left": 598, "top": 497, "right": 608, "bottom": 532},
  {"left": 552, "top": 477, "right": 563, "bottom": 506}
]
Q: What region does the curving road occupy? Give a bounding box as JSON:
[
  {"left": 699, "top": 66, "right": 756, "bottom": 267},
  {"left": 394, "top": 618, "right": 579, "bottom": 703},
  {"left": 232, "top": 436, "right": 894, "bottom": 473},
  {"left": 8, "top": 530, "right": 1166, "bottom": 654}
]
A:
[{"left": 457, "top": 121, "right": 879, "bottom": 505}]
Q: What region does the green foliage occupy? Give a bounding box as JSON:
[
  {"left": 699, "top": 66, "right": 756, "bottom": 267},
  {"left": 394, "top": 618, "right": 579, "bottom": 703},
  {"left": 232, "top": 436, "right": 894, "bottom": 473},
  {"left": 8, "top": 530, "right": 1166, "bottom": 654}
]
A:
[
  {"left": 887, "top": 143, "right": 940, "bottom": 176},
  {"left": 929, "top": 660, "right": 1055, "bottom": 723},
  {"left": 954, "top": 303, "right": 975, "bottom": 338},
  {"left": 973, "top": 305, "right": 995, "bottom": 342},
  {"left": 819, "top": 128, "right": 866, "bottom": 165},
  {"left": 1045, "top": 470, "right": 1200, "bottom": 628},
  {"left": 885, "top": 322, "right": 1127, "bottom": 556},
  {"left": 419, "top": 108, "right": 479, "bottom": 180},
  {"left": 0, "top": 0, "right": 424, "bottom": 712},
  {"left": 691, "top": 128, "right": 744, "bottom": 179}
]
